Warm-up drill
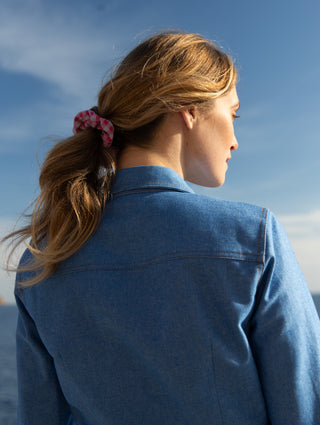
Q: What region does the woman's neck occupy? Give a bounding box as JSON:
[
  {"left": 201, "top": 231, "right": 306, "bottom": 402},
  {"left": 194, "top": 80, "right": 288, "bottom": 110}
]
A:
[{"left": 117, "top": 113, "right": 186, "bottom": 178}]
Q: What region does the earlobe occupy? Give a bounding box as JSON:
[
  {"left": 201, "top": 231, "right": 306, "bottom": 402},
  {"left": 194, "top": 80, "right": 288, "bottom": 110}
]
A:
[{"left": 180, "top": 107, "right": 195, "bottom": 130}]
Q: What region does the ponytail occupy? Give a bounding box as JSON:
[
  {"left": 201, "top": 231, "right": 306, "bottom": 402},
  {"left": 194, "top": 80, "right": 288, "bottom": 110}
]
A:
[{"left": 4, "top": 128, "right": 116, "bottom": 286}]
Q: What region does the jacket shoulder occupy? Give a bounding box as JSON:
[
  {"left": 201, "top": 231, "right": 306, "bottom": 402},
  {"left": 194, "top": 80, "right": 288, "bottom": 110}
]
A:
[
  {"left": 186, "top": 192, "right": 265, "bottom": 220},
  {"left": 156, "top": 191, "right": 269, "bottom": 263},
  {"left": 172, "top": 191, "right": 267, "bottom": 231}
]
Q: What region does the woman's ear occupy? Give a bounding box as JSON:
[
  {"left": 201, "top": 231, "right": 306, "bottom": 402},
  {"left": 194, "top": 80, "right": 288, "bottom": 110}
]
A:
[{"left": 180, "top": 107, "right": 196, "bottom": 130}]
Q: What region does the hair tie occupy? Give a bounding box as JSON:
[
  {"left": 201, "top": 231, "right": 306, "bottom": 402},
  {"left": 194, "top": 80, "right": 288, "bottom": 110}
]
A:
[{"left": 73, "top": 110, "right": 114, "bottom": 148}]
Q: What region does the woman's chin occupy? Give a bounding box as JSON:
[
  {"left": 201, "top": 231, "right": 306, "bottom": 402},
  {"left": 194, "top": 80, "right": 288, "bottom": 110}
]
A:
[{"left": 188, "top": 174, "right": 225, "bottom": 188}]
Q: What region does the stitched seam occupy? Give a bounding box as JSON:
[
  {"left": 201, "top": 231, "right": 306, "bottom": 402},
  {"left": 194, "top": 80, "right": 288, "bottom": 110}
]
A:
[
  {"left": 56, "top": 251, "right": 263, "bottom": 276},
  {"left": 112, "top": 180, "right": 190, "bottom": 192},
  {"left": 211, "top": 343, "right": 226, "bottom": 425},
  {"left": 256, "top": 208, "right": 264, "bottom": 264},
  {"left": 112, "top": 187, "right": 189, "bottom": 198},
  {"left": 70, "top": 249, "right": 261, "bottom": 265},
  {"left": 112, "top": 180, "right": 188, "bottom": 188},
  {"left": 260, "top": 209, "right": 269, "bottom": 277},
  {"left": 87, "top": 249, "right": 261, "bottom": 262}
]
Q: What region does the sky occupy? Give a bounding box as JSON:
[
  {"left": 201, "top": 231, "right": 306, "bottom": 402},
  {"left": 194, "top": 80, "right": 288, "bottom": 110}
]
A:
[{"left": 0, "top": 0, "right": 320, "bottom": 302}]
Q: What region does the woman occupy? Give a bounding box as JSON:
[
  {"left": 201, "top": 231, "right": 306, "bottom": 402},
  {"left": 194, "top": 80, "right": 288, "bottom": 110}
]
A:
[{"left": 9, "top": 32, "right": 320, "bottom": 424}]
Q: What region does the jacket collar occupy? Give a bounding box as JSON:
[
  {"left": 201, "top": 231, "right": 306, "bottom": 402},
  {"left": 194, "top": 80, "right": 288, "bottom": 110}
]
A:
[{"left": 111, "top": 165, "right": 194, "bottom": 196}]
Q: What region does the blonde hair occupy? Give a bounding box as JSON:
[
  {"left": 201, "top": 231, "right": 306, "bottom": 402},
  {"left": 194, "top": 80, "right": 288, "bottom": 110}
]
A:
[{"left": 4, "top": 31, "right": 237, "bottom": 286}]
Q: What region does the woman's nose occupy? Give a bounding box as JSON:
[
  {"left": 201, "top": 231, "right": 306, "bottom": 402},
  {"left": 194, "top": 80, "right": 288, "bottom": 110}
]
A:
[{"left": 231, "top": 136, "right": 238, "bottom": 151}]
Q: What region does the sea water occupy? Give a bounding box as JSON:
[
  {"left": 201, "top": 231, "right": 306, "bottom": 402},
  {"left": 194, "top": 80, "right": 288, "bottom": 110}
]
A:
[{"left": 0, "top": 305, "right": 18, "bottom": 425}]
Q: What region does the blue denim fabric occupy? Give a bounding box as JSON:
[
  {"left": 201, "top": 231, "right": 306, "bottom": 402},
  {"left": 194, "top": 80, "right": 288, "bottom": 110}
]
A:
[{"left": 15, "top": 165, "right": 320, "bottom": 425}]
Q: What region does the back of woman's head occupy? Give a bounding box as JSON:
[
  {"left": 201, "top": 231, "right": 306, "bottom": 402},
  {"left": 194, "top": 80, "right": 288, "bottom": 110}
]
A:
[
  {"left": 5, "top": 31, "right": 237, "bottom": 286},
  {"left": 99, "top": 32, "right": 237, "bottom": 147}
]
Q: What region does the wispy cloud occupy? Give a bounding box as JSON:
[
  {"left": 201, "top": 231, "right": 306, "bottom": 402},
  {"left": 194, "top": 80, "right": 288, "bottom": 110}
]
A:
[
  {"left": 0, "top": 1, "right": 136, "bottom": 151},
  {"left": 0, "top": 217, "right": 24, "bottom": 304},
  {"left": 0, "top": 2, "right": 129, "bottom": 102},
  {"left": 0, "top": 99, "right": 78, "bottom": 152},
  {"left": 279, "top": 209, "right": 320, "bottom": 293},
  {"left": 279, "top": 210, "right": 320, "bottom": 238},
  {"left": 0, "top": 4, "right": 111, "bottom": 150}
]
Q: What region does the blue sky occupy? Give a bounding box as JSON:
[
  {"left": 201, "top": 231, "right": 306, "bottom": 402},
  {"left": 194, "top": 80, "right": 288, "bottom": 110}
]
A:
[{"left": 1, "top": 0, "right": 320, "bottom": 302}]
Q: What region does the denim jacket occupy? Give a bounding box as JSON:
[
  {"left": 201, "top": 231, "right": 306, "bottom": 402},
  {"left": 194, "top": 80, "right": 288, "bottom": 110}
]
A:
[{"left": 15, "top": 165, "right": 320, "bottom": 425}]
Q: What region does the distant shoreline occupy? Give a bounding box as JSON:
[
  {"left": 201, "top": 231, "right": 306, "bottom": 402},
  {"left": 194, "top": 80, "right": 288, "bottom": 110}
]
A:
[{"left": 0, "top": 296, "right": 7, "bottom": 305}]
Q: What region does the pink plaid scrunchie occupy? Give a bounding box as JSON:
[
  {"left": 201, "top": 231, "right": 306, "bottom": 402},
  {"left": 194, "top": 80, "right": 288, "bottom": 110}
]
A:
[{"left": 73, "top": 110, "right": 114, "bottom": 148}]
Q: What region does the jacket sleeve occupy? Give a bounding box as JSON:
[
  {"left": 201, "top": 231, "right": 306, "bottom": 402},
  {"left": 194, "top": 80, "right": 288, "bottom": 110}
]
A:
[
  {"left": 15, "top": 289, "right": 72, "bottom": 425},
  {"left": 250, "top": 211, "right": 320, "bottom": 424}
]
